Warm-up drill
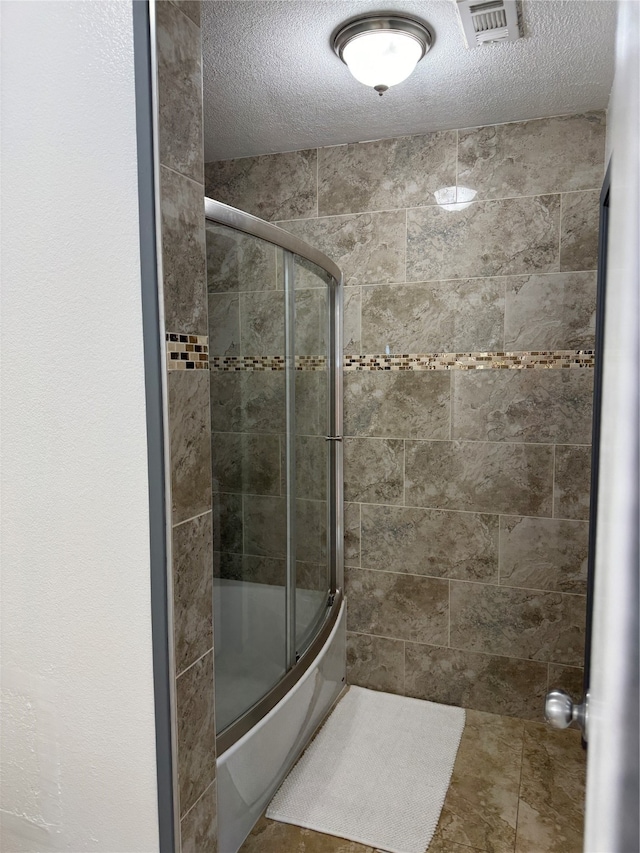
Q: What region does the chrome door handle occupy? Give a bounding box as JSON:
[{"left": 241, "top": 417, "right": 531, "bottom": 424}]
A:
[
  {"left": 325, "top": 436, "right": 343, "bottom": 441},
  {"left": 545, "top": 689, "right": 589, "bottom": 740}
]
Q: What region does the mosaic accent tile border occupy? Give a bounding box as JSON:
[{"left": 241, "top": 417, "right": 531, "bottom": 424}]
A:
[
  {"left": 209, "top": 355, "right": 327, "bottom": 372},
  {"left": 208, "top": 351, "right": 595, "bottom": 372},
  {"left": 344, "top": 351, "right": 595, "bottom": 371},
  {"left": 166, "top": 333, "right": 209, "bottom": 370}
]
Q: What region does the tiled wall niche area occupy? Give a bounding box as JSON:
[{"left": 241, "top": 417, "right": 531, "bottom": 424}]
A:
[
  {"left": 205, "top": 112, "right": 604, "bottom": 720},
  {"left": 155, "top": 2, "right": 217, "bottom": 850}
]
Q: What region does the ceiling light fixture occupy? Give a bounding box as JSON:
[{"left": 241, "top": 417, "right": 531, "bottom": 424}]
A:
[{"left": 333, "top": 15, "right": 434, "bottom": 95}]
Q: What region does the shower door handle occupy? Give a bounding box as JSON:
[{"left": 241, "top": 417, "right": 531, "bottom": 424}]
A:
[{"left": 325, "top": 435, "right": 343, "bottom": 441}]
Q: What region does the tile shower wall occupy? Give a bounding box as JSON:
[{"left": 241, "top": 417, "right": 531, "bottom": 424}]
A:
[
  {"left": 155, "top": 2, "right": 217, "bottom": 849},
  {"left": 205, "top": 111, "right": 605, "bottom": 720}
]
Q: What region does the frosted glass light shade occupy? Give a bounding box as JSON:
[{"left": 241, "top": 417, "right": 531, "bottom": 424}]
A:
[{"left": 342, "top": 31, "right": 423, "bottom": 89}]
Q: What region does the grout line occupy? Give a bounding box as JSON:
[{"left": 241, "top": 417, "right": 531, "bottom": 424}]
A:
[
  {"left": 514, "top": 719, "right": 528, "bottom": 851},
  {"left": 345, "top": 629, "right": 566, "bottom": 667},
  {"left": 179, "top": 777, "right": 216, "bottom": 824},
  {"left": 271, "top": 189, "right": 602, "bottom": 224},
  {"left": 176, "top": 646, "right": 213, "bottom": 680},
  {"left": 552, "top": 444, "right": 557, "bottom": 518},
  {"left": 172, "top": 509, "right": 212, "bottom": 529},
  {"left": 350, "top": 565, "right": 587, "bottom": 597},
  {"left": 402, "top": 439, "right": 406, "bottom": 507},
  {"left": 448, "top": 579, "right": 451, "bottom": 648},
  {"left": 159, "top": 161, "right": 205, "bottom": 190},
  {"left": 559, "top": 192, "right": 564, "bottom": 270},
  {"left": 498, "top": 514, "right": 502, "bottom": 584}
]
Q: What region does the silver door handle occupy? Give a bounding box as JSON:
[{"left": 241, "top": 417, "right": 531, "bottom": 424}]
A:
[
  {"left": 545, "top": 689, "right": 589, "bottom": 740},
  {"left": 325, "top": 436, "right": 343, "bottom": 441}
]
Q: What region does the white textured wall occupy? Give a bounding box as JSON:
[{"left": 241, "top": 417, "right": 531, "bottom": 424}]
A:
[{"left": 1, "top": 2, "right": 160, "bottom": 851}]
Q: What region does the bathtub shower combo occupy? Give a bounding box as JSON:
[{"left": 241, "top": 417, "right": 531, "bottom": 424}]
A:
[{"left": 204, "top": 199, "right": 346, "bottom": 851}]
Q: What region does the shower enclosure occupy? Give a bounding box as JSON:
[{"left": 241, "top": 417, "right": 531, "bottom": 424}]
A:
[{"left": 204, "top": 198, "right": 346, "bottom": 851}]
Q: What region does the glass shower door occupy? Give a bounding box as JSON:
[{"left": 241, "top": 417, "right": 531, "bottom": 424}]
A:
[
  {"left": 207, "top": 222, "right": 289, "bottom": 733},
  {"left": 205, "top": 199, "right": 342, "bottom": 746}
]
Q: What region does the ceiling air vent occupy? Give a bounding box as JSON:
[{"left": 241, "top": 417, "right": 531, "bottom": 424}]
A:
[{"left": 455, "top": 0, "right": 521, "bottom": 48}]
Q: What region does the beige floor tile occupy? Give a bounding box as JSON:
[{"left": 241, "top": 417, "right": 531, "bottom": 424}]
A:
[
  {"left": 433, "top": 709, "right": 524, "bottom": 852},
  {"left": 239, "top": 816, "right": 374, "bottom": 853},
  {"left": 515, "top": 722, "right": 586, "bottom": 853},
  {"left": 241, "top": 711, "right": 586, "bottom": 853}
]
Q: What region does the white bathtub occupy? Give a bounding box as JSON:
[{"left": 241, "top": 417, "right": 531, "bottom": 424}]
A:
[{"left": 214, "top": 578, "right": 346, "bottom": 853}]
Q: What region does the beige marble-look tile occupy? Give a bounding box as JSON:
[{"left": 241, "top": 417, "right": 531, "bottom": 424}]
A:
[
  {"left": 451, "top": 370, "right": 594, "bottom": 445},
  {"left": 209, "top": 372, "right": 243, "bottom": 433},
  {"left": 180, "top": 780, "right": 217, "bottom": 853},
  {"left": 240, "top": 816, "right": 374, "bottom": 852},
  {"left": 405, "top": 440, "right": 554, "bottom": 517},
  {"left": 296, "top": 371, "right": 323, "bottom": 437},
  {"left": 241, "top": 372, "right": 286, "bottom": 434},
  {"left": 435, "top": 709, "right": 525, "bottom": 853},
  {"left": 206, "top": 224, "right": 279, "bottom": 294},
  {"left": 208, "top": 292, "right": 239, "bottom": 355},
  {"left": 161, "top": 166, "right": 207, "bottom": 334},
  {"left": 361, "top": 504, "right": 499, "bottom": 582},
  {"left": 243, "top": 494, "right": 286, "bottom": 557},
  {"left": 317, "top": 130, "right": 457, "bottom": 215},
  {"left": 548, "top": 664, "right": 584, "bottom": 702},
  {"left": 176, "top": 650, "right": 216, "bottom": 816},
  {"left": 560, "top": 191, "right": 600, "bottom": 271},
  {"left": 173, "top": 512, "right": 213, "bottom": 673},
  {"left": 458, "top": 112, "right": 606, "bottom": 200},
  {"left": 278, "top": 211, "right": 406, "bottom": 287},
  {"left": 212, "top": 492, "right": 242, "bottom": 555},
  {"left": 361, "top": 279, "right": 505, "bottom": 354},
  {"left": 500, "top": 516, "right": 589, "bottom": 594},
  {"left": 295, "top": 288, "right": 326, "bottom": 356},
  {"left": 296, "top": 435, "right": 327, "bottom": 501},
  {"left": 346, "top": 632, "right": 404, "bottom": 695},
  {"left": 405, "top": 643, "right": 548, "bottom": 720},
  {"left": 515, "top": 723, "right": 586, "bottom": 853},
  {"left": 240, "top": 291, "right": 285, "bottom": 356},
  {"left": 504, "top": 271, "right": 597, "bottom": 350},
  {"left": 205, "top": 149, "right": 317, "bottom": 222},
  {"left": 426, "top": 836, "right": 484, "bottom": 853},
  {"left": 407, "top": 195, "right": 561, "bottom": 282},
  {"left": 297, "top": 498, "right": 327, "bottom": 564},
  {"left": 344, "top": 438, "right": 404, "bottom": 505},
  {"left": 169, "top": 371, "right": 212, "bottom": 524},
  {"left": 168, "top": 0, "right": 201, "bottom": 27},
  {"left": 156, "top": 0, "right": 203, "bottom": 183},
  {"left": 344, "top": 371, "right": 450, "bottom": 440},
  {"left": 211, "top": 432, "right": 280, "bottom": 496},
  {"left": 450, "top": 581, "right": 587, "bottom": 666},
  {"left": 343, "top": 286, "right": 361, "bottom": 355},
  {"left": 554, "top": 445, "right": 592, "bottom": 520},
  {"left": 345, "top": 567, "right": 449, "bottom": 645},
  {"left": 344, "top": 501, "right": 361, "bottom": 567}
]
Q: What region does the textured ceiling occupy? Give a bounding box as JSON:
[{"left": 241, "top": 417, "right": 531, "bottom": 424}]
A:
[{"left": 202, "top": 0, "right": 616, "bottom": 161}]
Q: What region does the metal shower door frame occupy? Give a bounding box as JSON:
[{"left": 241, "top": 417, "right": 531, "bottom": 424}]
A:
[{"left": 204, "top": 197, "right": 344, "bottom": 756}]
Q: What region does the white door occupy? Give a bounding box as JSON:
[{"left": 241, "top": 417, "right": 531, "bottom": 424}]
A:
[{"left": 584, "top": 2, "right": 639, "bottom": 850}]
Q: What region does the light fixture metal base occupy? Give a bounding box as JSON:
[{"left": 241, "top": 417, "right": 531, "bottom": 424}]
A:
[{"left": 332, "top": 14, "right": 434, "bottom": 64}]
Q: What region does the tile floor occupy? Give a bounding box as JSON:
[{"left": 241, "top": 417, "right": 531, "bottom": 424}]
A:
[{"left": 240, "top": 709, "right": 586, "bottom": 853}]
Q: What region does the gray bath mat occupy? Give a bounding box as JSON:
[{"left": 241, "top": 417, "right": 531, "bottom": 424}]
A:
[{"left": 266, "top": 686, "right": 465, "bottom": 853}]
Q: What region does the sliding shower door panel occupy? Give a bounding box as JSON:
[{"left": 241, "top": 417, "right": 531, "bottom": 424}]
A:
[{"left": 206, "top": 222, "right": 288, "bottom": 733}]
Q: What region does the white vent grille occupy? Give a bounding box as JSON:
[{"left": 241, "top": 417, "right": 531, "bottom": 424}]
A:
[{"left": 455, "top": 0, "right": 521, "bottom": 48}]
